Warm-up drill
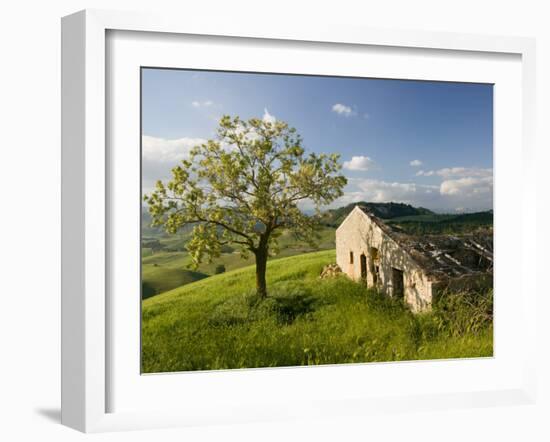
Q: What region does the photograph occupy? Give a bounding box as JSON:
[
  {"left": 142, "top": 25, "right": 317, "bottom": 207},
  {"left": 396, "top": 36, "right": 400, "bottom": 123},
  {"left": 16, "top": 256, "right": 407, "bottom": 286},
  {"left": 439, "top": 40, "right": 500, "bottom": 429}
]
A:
[{"left": 140, "top": 68, "right": 494, "bottom": 374}]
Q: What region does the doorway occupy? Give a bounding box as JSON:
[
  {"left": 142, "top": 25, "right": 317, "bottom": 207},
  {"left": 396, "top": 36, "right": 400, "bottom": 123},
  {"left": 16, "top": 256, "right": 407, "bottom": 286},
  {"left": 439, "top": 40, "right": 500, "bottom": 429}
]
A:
[
  {"left": 360, "top": 254, "right": 367, "bottom": 284},
  {"left": 392, "top": 268, "right": 404, "bottom": 299},
  {"left": 369, "top": 247, "right": 379, "bottom": 285}
]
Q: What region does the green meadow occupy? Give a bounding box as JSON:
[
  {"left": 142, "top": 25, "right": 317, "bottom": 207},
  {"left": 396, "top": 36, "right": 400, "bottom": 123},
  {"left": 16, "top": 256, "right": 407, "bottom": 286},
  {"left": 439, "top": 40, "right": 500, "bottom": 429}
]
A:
[{"left": 142, "top": 250, "right": 493, "bottom": 373}]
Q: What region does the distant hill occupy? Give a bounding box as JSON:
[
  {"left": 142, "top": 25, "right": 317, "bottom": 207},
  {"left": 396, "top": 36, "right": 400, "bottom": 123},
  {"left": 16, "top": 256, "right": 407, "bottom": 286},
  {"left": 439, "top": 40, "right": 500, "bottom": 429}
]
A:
[
  {"left": 387, "top": 210, "right": 493, "bottom": 235},
  {"left": 320, "top": 202, "right": 434, "bottom": 227},
  {"left": 141, "top": 209, "right": 195, "bottom": 238},
  {"left": 141, "top": 210, "right": 162, "bottom": 236}
]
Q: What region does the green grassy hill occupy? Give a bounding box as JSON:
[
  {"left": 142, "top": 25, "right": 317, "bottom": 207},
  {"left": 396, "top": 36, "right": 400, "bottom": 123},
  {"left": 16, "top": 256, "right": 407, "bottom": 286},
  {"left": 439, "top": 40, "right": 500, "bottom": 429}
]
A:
[{"left": 142, "top": 250, "right": 493, "bottom": 373}]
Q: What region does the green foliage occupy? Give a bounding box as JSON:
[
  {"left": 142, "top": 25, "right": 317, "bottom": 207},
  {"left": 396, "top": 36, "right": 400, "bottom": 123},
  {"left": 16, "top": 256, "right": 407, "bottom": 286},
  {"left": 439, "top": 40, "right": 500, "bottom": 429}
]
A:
[
  {"left": 141, "top": 250, "right": 493, "bottom": 373},
  {"left": 214, "top": 264, "right": 226, "bottom": 274},
  {"left": 144, "top": 115, "right": 346, "bottom": 296}
]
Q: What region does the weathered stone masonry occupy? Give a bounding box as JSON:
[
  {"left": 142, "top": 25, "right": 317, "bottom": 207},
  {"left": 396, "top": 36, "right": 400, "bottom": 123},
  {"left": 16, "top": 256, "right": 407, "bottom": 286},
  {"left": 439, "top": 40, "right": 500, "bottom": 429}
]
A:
[{"left": 335, "top": 206, "right": 493, "bottom": 312}]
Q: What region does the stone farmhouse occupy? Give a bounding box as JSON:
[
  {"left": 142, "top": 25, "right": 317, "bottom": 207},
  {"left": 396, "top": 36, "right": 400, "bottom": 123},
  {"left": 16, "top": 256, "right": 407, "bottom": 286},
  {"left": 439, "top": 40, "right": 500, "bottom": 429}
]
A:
[{"left": 335, "top": 206, "right": 493, "bottom": 312}]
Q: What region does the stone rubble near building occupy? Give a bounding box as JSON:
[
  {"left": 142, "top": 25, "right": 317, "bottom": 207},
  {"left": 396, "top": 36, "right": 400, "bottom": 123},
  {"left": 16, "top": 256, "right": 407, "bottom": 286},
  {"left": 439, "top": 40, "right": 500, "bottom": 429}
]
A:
[{"left": 319, "top": 263, "right": 342, "bottom": 279}]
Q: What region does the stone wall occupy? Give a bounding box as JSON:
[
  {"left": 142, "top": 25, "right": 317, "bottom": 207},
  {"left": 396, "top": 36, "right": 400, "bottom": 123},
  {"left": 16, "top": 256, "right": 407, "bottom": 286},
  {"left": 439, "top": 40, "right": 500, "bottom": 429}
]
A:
[{"left": 335, "top": 207, "right": 432, "bottom": 312}]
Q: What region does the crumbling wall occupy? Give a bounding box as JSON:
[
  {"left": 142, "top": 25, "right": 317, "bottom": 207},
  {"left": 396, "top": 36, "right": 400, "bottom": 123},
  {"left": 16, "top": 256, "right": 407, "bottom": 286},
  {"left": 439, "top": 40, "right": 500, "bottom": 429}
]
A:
[{"left": 336, "top": 207, "right": 432, "bottom": 312}]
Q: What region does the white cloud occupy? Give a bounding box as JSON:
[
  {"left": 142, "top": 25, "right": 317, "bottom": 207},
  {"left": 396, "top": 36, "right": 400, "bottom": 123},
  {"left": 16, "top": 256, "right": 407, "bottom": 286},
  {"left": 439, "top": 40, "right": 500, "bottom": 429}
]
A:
[
  {"left": 142, "top": 135, "right": 207, "bottom": 196},
  {"left": 343, "top": 156, "right": 375, "bottom": 171},
  {"left": 410, "top": 159, "right": 423, "bottom": 167},
  {"left": 413, "top": 166, "right": 494, "bottom": 210},
  {"left": 191, "top": 100, "right": 214, "bottom": 108},
  {"left": 142, "top": 135, "right": 205, "bottom": 163},
  {"left": 354, "top": 179, "right": 438, "bottom": 204},
  {"left": 262, "top": 108, "right": 276, "bottom": 124},
  {"left": 436, "top": 167, "right": 492, "bottom": 178},
  {"left": 440, "top": 176, "right": 493, "bottom": 196},
  {"left": 416, "top": 170, "right": 434, "bottom": 176},
  {"left": 331, "top": 103, "right": 356, "bottom": 117},
  {"left": 416, "top": 167, "right": 492, "bottom": 178}
]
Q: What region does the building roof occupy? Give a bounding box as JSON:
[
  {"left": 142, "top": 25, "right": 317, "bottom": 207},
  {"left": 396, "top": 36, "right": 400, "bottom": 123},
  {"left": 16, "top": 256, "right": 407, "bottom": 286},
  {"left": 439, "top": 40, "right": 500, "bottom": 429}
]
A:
[{"left": 357, "top": 206, "right": 493, "bottom": 280}]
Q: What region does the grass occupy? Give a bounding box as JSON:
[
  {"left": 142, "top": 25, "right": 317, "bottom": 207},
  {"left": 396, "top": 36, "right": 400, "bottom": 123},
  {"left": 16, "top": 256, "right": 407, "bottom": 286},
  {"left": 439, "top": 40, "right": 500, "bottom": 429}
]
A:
[{"left": 142, "top": 250, "right": 493, "bottom": 373}]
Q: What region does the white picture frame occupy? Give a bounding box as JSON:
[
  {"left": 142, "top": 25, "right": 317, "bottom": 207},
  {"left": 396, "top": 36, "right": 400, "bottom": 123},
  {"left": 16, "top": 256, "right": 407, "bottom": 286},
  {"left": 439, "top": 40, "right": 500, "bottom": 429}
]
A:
[{"left": 61, "top": 9, "right": 537, "bottom": 433}]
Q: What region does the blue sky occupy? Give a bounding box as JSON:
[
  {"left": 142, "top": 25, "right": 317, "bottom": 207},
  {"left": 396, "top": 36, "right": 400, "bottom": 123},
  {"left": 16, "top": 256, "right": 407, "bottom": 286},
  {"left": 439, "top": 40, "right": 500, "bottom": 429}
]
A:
[{"left": 142, "top": 68, "right": 493, "bottom": 213}]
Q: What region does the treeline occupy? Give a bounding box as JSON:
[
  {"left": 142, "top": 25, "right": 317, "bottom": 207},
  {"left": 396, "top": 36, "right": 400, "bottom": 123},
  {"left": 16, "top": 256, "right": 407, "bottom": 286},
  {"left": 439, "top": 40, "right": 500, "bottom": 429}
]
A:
[{"left": 388, "top": 211, "right": 493, "bottom": 235}]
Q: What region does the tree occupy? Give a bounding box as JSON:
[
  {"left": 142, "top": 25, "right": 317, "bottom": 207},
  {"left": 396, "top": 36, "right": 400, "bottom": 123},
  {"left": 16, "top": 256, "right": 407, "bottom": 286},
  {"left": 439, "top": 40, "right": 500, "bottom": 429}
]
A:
[{"left": 144, "top": 115, "right": 347, "bottom": 298}]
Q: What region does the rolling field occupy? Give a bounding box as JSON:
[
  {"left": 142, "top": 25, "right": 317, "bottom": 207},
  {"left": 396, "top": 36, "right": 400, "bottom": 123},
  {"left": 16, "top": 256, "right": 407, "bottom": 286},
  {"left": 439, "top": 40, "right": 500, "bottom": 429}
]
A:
[
  {"left": 141, "top": 252, "right": 209, "bottom": 299},
  {"left": 142, "top": 250, "right": 493, "bottom": 373}
]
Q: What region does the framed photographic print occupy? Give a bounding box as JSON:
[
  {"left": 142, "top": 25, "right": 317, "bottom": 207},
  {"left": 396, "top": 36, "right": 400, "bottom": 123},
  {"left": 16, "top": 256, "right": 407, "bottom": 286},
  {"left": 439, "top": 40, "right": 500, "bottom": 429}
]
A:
[
  {"left": 140, "top": 68, "right": 494, "bottom": 374},
  {"left": 61, "top": 9, "right": 537, "bottom": 432}
]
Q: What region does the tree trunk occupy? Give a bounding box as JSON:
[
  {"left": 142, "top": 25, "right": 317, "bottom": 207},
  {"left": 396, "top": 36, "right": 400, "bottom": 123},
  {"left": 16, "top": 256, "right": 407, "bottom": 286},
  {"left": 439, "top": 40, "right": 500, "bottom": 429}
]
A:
[{"left": 255, "top": 246, "right": 268, "bottom": 299}]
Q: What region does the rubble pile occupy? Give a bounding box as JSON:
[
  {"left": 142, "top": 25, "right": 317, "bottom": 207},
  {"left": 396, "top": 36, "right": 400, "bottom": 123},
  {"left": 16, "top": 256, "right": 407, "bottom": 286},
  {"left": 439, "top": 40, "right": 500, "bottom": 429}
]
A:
[{"left": 319, "top": 263, "right": 342, "bottom": 279}]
